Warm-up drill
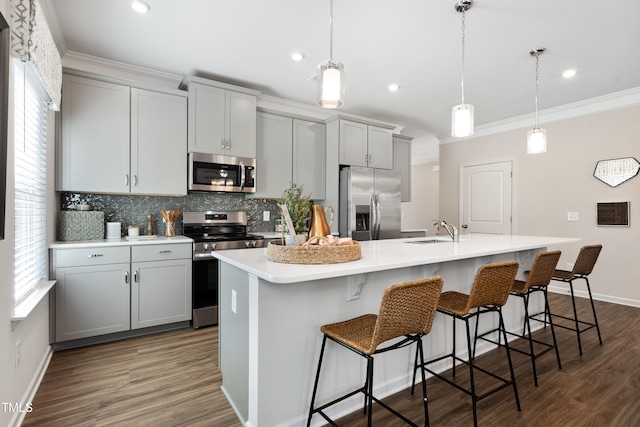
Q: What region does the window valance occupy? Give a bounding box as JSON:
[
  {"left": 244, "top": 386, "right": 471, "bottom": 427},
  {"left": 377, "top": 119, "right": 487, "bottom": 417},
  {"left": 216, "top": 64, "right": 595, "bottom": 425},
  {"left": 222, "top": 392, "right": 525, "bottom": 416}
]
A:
[{"left": 10, "top": 0, "right": 62, "bottom": 110}]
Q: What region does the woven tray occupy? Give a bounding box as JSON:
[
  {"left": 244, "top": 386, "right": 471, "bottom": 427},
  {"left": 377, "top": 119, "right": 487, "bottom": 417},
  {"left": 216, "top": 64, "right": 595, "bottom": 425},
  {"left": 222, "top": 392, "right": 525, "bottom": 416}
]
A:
[{"left": 266, "top": 237, "right": 361, "bottom": 264}]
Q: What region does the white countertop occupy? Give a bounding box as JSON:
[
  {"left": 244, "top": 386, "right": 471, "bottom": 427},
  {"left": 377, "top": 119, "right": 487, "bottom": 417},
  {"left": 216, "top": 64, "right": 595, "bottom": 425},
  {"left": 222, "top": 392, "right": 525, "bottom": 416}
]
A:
[
  {"left": 213, "top": 234, "right": 580, "bottom": 284},
  {"left": 49, "top": 235, "right": 193, "bottom": 249}
]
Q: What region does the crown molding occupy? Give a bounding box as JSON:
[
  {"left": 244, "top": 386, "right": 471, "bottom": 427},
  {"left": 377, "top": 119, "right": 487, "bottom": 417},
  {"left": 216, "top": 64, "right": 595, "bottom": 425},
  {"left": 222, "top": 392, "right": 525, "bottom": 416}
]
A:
[
  {"left": 62, "top": 51, "right": 183, "bottom": 89},
  {"left": 439, "top": 87, "right": 640, "bottom": 144}
]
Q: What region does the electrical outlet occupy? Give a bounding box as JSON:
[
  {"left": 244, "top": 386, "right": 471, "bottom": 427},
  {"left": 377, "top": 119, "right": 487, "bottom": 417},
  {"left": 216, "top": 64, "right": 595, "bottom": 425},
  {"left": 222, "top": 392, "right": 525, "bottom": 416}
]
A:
[
  {"left": 15, "top": 339, "right": 21, "bottom": 369},
  {"left": 231, "top": 290, "right": 237, "bottom": 314},
  {"left": 567, "top": 212, "right": 579, "bottom": 222},
  {"left": 263, "top": 211, "right": 270, "bottom": 221}
]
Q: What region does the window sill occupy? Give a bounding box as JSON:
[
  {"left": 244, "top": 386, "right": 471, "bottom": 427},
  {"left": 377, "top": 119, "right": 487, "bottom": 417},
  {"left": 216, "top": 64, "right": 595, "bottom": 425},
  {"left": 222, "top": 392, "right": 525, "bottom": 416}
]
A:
[{"left": 11, "top": 279, "right": 56, "bottom": 327}]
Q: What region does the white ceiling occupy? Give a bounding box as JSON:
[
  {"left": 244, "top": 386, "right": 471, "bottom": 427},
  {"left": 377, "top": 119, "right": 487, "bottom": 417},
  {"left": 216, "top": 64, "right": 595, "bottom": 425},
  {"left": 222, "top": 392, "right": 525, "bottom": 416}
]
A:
[{"left": 41, "top": 0, "right": 640, "bottom": 163}]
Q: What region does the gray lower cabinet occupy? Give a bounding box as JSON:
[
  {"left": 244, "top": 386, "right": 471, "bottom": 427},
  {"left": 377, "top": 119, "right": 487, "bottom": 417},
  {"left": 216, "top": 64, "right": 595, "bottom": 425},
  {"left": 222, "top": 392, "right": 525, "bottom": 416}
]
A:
[
  {"left": 131, "top": 245, "right": 192, "bottom": 329},
  {"left": 52, "top": 243, "right": 192, "bottom": 343}
]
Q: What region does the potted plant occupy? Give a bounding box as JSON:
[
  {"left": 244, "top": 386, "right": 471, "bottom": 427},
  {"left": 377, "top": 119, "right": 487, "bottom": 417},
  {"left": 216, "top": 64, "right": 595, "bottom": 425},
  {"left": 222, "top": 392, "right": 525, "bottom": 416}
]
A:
[{"left": 277, "top": 182, "right": 311, "bottom": 245}]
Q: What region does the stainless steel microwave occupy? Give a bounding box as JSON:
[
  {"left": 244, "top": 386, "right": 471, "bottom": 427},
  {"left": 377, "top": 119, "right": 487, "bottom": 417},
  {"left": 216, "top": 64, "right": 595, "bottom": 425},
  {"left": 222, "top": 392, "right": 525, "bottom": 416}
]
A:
[{"left": 188, "top": 152, "right": 256, "bottom": 193}]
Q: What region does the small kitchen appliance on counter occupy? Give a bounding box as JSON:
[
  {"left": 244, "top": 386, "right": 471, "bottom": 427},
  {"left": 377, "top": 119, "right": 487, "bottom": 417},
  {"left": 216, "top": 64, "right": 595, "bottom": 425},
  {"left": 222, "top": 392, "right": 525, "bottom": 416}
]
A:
[{"left": 182, "top": 211, "right": 265, "bottom": 328}]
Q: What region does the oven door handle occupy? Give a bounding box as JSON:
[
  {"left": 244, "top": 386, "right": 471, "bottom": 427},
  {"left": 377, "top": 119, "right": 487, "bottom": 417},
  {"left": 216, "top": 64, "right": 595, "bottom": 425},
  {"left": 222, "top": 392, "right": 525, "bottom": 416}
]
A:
[
  {"left": 239, "top": 160, "right": 246, "bottom": 191},
  {"left": 194, "top": 252, "right": 216, "bottom": 260}
]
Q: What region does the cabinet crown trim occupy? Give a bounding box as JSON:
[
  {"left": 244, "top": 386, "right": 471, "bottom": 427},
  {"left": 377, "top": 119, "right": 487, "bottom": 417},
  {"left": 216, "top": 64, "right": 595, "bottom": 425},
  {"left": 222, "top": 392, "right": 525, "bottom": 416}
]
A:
[
  {"left": 180, "top": 75, "right": 261, "bottom": 96},
  {"left": 326, "top": 115, "right": 398, "bottom": 131}
]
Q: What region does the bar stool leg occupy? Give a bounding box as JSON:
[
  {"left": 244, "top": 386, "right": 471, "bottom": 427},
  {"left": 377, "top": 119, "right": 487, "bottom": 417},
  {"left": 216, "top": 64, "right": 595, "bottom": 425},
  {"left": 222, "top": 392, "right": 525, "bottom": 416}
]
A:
[
  {"left": 366, "top": 356, "right": 374, "bottom": 426},
  {"left": 522, "top": 291, "right": 539, "bottom": 386},
  {"left": 584, "top": 277, "right": 603, "bottom": 345},
  {"left": 568, "top": 280, "right": 584, "bottom": 355},
  {"left": 499, "top": 307, "right": 521, "bottom": 412},
  {"left": 452, "top": 315, "right": 458, "bottom": 377},
  {"left": 464, "top": 316, "right": 479, "bottom": 427},
  {"left": 417, "top": 338, "right": 430, "bottom": 427},
  {"left": 307, "top": 336, "right": 328, "bottom": 427},
  {"left": 543, "top": 288, "right": 562, "bottom": 370}
]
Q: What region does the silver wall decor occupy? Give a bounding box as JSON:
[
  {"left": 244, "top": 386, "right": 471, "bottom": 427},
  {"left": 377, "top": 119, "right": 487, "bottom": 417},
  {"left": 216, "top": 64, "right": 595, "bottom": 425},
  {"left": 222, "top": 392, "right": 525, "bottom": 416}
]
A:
[{"left": 593, "top": 157, "right": 640, "bottom": 187}]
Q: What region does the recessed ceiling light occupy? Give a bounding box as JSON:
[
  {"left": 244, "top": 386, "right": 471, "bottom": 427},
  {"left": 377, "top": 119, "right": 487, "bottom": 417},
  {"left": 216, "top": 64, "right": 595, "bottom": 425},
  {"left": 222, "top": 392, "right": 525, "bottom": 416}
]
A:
[
  {"left": 562, "top": 69, "right": 576, "bottom": 79},
  {"left": 291, "top": 52, "right": 305, "bottom": 62},
  {"left": 131, "top": 0, "right": 151, "bottom": 14},
  {"left": 388, "top": 83, "right": 400, "bottom": 92}
]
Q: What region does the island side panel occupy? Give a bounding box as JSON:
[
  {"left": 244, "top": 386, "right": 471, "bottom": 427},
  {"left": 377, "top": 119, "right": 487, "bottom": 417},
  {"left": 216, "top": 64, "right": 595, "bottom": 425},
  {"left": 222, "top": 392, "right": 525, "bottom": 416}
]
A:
[{"left": 219, "top": 261, "right": 250, "bottom": 424}]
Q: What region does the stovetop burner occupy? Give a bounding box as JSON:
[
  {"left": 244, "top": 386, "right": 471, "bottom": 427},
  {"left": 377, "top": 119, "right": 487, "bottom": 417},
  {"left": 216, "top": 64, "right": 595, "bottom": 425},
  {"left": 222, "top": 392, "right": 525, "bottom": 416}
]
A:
[{"left": 183, "top": 211, "right": 265, "bottom": 257}]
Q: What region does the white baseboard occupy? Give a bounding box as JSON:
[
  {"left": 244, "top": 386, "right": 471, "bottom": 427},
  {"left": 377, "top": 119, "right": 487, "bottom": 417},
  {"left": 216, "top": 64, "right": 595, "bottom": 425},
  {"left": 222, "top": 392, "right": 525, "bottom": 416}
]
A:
[
  {"left": 548, "top": 285, "right": 640, "bottom": 308},
  {"left": 9, "top": 345, "right": 53, "bottom": 427}
]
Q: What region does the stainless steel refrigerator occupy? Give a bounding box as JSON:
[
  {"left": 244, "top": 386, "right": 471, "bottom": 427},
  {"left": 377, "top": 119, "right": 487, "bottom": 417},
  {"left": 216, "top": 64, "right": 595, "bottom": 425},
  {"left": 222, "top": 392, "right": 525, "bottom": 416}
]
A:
[{"left": 339, "top": 166, "right": 402, "bottom": 240}]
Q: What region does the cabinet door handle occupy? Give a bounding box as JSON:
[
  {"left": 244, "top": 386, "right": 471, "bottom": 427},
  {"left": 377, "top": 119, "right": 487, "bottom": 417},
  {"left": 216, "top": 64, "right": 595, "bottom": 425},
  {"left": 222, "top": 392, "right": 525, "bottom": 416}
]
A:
[
  {"left": 221, "top": 139, "right": 226, "bottom": 150},
  {"left": 87, "top": 253, "right": 104, "bottom": 258},
  {"left": 226, "top": 140, "right": 231, "bottom": 150},
  {"left": 125, "top": 174, "right": 129, "bottom": 186},
  {"left": 134, "top": 270, "right": 139, "bottom": 283},
  {"left": 158, "top": 250, "right": 172, "bottom": 254},
  {"left": 133, "top": 175, "right": 138, "bottom": 186},
  {"left": 125, "top": 271, "right": 129, "bottom": 284}
]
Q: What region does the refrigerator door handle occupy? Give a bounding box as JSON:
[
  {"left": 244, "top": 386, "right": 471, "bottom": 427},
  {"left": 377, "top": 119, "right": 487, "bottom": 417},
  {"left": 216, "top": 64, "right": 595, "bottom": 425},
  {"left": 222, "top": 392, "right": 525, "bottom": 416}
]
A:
[
  {"left": 370, "top": 193, "right": 377, "bottom": 240},
  {"left": 373, "top": 193, "right": 381, "bottom": 240}
]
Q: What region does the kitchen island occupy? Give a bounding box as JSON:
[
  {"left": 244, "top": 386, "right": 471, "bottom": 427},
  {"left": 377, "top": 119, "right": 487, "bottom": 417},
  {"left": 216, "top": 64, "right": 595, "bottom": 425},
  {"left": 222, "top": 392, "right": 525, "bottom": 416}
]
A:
[{"left": 213, "top": 234, "right": 579, "bottom": 427}]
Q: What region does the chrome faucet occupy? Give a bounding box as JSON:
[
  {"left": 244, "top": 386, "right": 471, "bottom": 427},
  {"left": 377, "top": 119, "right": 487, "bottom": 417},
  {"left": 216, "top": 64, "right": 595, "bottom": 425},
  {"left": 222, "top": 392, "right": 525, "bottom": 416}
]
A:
[{"left": 435, "top": 220, "right": 459, "bottom": 242}]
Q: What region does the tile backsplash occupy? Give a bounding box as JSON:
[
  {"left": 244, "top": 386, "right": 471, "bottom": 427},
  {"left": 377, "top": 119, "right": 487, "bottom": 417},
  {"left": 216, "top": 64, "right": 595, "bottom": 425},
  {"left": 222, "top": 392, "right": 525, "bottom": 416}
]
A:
[{"left": 61, "top": 192, "right": 279, "bottom": 238}]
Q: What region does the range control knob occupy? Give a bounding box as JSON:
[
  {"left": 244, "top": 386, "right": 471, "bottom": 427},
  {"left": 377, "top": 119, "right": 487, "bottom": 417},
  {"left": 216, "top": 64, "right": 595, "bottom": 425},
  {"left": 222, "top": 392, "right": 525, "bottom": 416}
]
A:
[
  {"left": 203, "top": 243, "right": 209, "bottom": 250},
  {"left": 244, "top": 241, "right": 251, "bottom": 248},
  {"left": 251, "top": 241, "right": 257, "bottom": 247}
]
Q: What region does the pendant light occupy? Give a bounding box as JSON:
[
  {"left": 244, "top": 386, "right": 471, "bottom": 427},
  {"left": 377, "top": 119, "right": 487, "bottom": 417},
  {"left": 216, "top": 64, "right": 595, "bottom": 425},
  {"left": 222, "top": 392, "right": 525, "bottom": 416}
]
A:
[
  {"left": 317, "top": 0, "right": 345, "bottom": 108},
  {"left": 451, "top": 0, "right": 474, "bottom": 137},
  {"left": 527, "top": 48, "right": 547, "bottom": 154}
]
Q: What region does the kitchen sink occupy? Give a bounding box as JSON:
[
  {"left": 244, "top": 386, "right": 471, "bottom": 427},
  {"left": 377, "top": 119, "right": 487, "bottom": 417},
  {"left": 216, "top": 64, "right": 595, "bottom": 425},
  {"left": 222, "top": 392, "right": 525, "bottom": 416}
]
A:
[{"left": 406, "top": 239, "right": 447, "bottom": 244}]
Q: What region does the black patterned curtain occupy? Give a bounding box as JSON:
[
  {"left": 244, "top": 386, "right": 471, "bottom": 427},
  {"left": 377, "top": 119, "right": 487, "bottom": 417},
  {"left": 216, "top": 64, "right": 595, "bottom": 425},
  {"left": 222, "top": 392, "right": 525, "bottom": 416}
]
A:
[{"left": 10, "top": 0, "right": 62, "bottom": 110}]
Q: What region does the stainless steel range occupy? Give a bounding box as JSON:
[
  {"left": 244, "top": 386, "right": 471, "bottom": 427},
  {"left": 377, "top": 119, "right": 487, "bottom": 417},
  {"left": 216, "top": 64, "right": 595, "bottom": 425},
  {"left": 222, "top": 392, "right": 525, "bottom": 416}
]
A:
[{"left": 183, "top": 211, "right": 265, "bottom": 328}]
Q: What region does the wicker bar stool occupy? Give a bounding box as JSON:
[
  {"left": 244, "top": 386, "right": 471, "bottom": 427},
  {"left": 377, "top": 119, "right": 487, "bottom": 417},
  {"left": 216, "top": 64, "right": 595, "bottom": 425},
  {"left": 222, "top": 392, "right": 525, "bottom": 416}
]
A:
[
  {"left": 307, "top": 276, "right": 444, "bottom": 427},
  {"left": 477, "top": 250, "right": 562, "bottom": 386},
  {"left": 545, "top": 244, "right": 603, "bottom": 355},
  {"left": 414, "top": 261, "right": 520, "bottom": 427}
]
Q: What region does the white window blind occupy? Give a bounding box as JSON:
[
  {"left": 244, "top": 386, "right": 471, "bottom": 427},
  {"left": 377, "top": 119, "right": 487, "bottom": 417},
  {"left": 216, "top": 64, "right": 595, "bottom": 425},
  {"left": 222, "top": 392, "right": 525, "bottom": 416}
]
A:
[{"left": 14, "top": 60, "right": 49, "bottom": 304}]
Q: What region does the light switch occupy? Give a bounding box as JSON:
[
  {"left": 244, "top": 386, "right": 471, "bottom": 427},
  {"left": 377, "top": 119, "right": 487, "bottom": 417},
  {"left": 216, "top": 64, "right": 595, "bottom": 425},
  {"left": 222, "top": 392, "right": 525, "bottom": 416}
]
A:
[{"left": 567, "top": 212, "right": 579, "bottom": 222}]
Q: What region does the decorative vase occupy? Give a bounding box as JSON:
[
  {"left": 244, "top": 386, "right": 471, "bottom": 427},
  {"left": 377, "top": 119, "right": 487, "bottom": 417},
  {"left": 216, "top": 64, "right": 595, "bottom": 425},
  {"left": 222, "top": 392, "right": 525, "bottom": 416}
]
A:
[{"left": 165, "top": 220, "right": 175, "bottom": 237}]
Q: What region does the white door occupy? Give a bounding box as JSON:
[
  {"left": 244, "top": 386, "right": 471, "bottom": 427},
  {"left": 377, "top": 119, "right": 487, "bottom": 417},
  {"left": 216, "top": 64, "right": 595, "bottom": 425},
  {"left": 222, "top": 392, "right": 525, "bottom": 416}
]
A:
[{"left": 460, "top": 161, "right": 513, "bottom": 235}]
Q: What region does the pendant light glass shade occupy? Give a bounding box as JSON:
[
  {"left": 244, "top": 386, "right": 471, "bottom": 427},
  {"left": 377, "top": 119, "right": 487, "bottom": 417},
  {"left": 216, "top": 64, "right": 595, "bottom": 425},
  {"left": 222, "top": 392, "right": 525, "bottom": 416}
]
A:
[
  {"left": 527, "top": 48, "right": 546, "bottom": 154},
  {"left": 317, "top": 0, "right": 344, "bottom": 109},
  {"left": 317, "top": 60, "right": 344, "bottom": 108},
  {"left": 451, "top": 1, "right": 473, "bottom": 137},
  {"left": 452, "top": 103, "right": 474, "bottom": 137},
  {"left": 527, "top": 128, "right": 547, "bottom": 154}
]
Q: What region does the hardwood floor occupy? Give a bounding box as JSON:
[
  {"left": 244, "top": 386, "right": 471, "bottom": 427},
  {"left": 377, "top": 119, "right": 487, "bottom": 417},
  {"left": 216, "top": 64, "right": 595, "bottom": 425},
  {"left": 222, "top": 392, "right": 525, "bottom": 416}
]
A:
[
  {"left": 22, "top": 293, "right": 640, "bottom": 426},
  {"left": 21, "top": 326, "right": 242, "bottom": 427}
]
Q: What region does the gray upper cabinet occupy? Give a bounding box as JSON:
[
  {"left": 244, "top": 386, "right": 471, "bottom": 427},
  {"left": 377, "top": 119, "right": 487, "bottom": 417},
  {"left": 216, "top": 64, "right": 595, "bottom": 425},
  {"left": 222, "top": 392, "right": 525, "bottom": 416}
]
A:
[
  {"left": 253, "top": 112, "right": 326, "bottom": 199},
  {"left": 131, "top": 88, "right": 187, "bottom": 195},
  {"left": 293, "top": 119, "right": 326, "bottom": 200},
  {"left": 59, "top": 75, "right": 130, "bottom": 193},
  {"left": 184, "top": 78, "right": 259, "bottom": 158},
  {"left": 393, "top": 134, "right": 413, "bottom": 202},
  {"left": 253, "top": 113, "right": 292, "bottom": 199},
  {"left": 337, "top": 119, "right": 393, "bottom": 169},
  {"left": 59, "top": 74, "right": 187, "bottom": 195}
]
